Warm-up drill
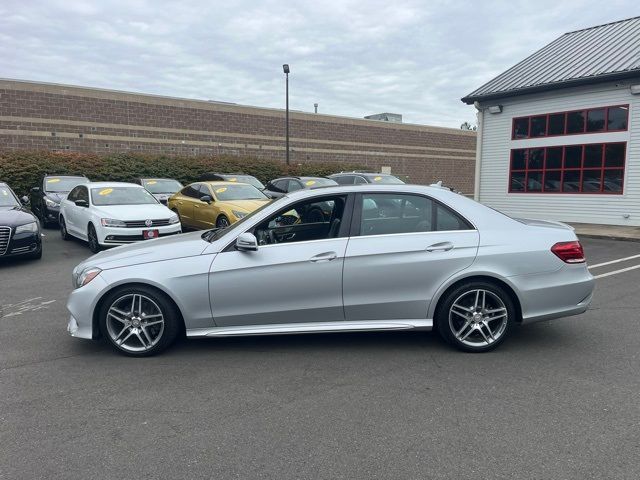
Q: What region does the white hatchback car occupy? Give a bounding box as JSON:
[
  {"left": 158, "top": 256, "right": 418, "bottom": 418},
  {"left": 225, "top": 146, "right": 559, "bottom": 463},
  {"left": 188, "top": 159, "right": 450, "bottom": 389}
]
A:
[{"left": 59, "top": 182, "right": 181, "bottom": 252}]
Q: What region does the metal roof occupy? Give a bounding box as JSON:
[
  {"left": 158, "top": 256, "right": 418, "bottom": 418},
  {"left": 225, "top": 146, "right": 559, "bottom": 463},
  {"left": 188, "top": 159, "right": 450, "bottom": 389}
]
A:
[{"left": 462, "top": 16, "right": 640, "bottom": 104}]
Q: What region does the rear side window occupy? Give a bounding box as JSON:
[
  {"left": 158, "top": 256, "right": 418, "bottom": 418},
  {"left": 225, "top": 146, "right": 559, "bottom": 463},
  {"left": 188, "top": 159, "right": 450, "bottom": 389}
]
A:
[
  {"left": 182, "top": 185, "right": 200, "bottom": 198},
  {"left": 334, "top": 176, "right": 355, "bottom": 185},
  {"left": 358, "top": 193, "right": 471, "bottom": 236}
]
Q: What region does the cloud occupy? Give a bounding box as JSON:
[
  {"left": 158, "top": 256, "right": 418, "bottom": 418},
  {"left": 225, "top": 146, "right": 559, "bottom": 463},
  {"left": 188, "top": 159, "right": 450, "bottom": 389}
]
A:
[{"left": 0, "top": 0, "right": 636, "bottom": 127}]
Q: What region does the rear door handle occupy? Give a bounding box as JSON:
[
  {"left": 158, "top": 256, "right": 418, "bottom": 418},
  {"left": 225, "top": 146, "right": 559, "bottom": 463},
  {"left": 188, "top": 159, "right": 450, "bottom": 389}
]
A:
[
  {"left": 426, "top": 242, "right": 454, "bottom": 252},
  {"left": 310, "top": 252, "right": 338, "bottom": 262}
]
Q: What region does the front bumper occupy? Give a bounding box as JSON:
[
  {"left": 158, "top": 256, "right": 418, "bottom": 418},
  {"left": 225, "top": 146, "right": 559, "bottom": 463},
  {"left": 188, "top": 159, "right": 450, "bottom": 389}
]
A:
[
  {"left": 0, "top": 230, "right": 41, "bottom": 258},
  {"left": 66, "top": 273, "right": 110, "bottom": 340},
  {"left": 98, "top": 224, "right": 182, "bottom": 246},
  {"left": 43, "top": 205, "right": 61, "bottom": 224}
]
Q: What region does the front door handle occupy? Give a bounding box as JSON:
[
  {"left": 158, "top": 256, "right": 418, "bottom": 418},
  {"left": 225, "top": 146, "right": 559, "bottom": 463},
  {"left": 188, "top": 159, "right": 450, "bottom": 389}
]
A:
[
  {"left": 426, "top": 242, "right": 454, "bottom": 252},
  {"left": 309, "top": 252, "right": 338, "bottom": 262}
]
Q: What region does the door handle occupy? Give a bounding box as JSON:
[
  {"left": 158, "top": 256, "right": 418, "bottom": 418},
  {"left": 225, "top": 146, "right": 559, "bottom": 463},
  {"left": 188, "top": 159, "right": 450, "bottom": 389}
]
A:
[
  {"left": 309, "top": 252, "right": 338, "bottom": 262},
  {"left": 426, "top": 242, "right": 454, "bottom": 252}
]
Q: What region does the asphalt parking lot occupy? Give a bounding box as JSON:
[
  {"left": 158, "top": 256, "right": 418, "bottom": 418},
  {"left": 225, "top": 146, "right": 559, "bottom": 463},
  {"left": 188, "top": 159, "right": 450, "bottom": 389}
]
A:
[{"left": 1, "top": 230, "right": 640, "bottom": 479}]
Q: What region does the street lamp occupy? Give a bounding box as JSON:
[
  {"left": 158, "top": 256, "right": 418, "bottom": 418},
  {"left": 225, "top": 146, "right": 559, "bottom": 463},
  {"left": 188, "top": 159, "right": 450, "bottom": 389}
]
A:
[{"left": 283, "top": 64, "right": 290, "bottom": 165}]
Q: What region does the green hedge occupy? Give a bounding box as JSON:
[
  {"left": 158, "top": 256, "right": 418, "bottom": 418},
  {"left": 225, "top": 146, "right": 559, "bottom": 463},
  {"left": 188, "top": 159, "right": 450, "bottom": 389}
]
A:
[{"left": 0, "top": 151, "right": 365, "bottom": 195}]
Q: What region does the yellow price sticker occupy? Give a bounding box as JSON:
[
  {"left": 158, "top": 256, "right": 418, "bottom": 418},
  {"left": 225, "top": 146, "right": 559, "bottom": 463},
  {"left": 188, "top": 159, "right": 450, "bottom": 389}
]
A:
[
  {"left": 46, "top": 178, "right": 61, "bottom": 183},
  {"left": 229, "top": 178, "right": 237, "bottom": 182},
  {"left": 146, "top": 180, "right": 157, "bottom": 185},
  {"left": 215, "top": 187, "right": 227, "bottom": 193},
  {"left": 305, "top": 180, "right": 316, "bottom": 186},
  {"left": 373, "top": 176, "right": 383, "bottom": 182},
  {"left": 98, "top": 188, "right": 113, "bottom": 196}
]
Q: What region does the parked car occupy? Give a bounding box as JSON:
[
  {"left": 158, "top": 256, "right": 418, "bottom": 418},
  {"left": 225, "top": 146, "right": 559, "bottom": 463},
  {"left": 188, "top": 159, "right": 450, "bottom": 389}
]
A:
[
  {"left": 198, "top": 172, "right": 265, "bottom": 191},
  {"left": 133, "top": 178, "right": 183, "bottom": 205},
  {"left": 30, "top": 175, "right": 90, "bottom": 227},
  {"left": 0, "top": 182, "right": 42, "bottom": 259},
  {"left": 328, "top": 171, "right": 405, "bottom": 185},
  {"left": 66, "top": 183, "right": 594, "bottom": 357},
  {"left": 59, "top": 182, "right": 181, "bottom": 253},
  {"left": 168, "top": 181, "right": 271, "bottom": 230},
  {"left": 263, "top": 176, "right": 338, "bottom": 198}
]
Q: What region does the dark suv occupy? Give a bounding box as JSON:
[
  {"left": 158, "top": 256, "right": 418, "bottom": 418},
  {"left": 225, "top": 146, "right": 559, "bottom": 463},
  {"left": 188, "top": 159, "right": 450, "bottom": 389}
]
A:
[
  {"left": 263, "top": 177, "right": 338, "bottom": 199},
  {"left": 328, "top": 172, "right": 405, "bottom": 185},
  {"left": 30, "top": 175, "right": 89, "bottom": 227},
  {"left": 198, "top": 172, "right": 265, "bottom": 191}
]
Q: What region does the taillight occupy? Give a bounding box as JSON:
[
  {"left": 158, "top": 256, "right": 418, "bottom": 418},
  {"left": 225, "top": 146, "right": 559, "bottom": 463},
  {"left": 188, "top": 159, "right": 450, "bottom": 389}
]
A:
[{"left": 551, "top": 241, "right": 585, "bottom": 264}]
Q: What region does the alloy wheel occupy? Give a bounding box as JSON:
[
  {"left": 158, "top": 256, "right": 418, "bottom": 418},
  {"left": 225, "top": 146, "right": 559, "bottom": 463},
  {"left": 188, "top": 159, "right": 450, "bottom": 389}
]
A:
[
  {"left": 448, "top": 289, "right": 509, "bottom": 348},
  {"left": 105, "top": 293, "right": 165, "bottom": 353},
  {"left": 217, "top": 216, "right": 230, "bottom": 228}
]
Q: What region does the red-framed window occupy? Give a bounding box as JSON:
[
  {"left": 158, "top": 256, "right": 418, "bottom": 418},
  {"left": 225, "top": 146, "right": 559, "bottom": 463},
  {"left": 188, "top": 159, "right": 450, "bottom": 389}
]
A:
[
  {"left": 509, "top": 142, "right": 626, "bottom": 194},
  {"left": 512, "top": 105, "right": 629, "bottom": 140}
]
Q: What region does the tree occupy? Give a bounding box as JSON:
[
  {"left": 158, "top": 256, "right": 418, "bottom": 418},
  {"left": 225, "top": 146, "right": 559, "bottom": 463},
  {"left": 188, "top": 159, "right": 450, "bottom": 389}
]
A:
[{"left": 460, "top": 121, "right": 477, "bottom": 131}]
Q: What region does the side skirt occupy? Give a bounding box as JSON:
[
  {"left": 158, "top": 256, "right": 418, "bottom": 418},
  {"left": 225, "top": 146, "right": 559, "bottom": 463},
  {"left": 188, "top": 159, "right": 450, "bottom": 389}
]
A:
[{"left": 186, "top": 319, "right": 433, "bottom": 338}]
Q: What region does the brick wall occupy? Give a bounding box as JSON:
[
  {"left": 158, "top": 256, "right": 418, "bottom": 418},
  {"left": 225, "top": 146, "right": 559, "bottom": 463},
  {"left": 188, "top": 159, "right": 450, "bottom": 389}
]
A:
[{"left": 0, "top": 79, "right": 477, "bottom": 192}]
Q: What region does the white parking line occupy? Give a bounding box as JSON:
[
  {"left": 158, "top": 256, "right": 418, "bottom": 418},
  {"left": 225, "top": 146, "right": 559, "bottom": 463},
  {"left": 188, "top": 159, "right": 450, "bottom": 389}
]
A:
[
  {"left": 593, "top": 264, "right": 640, "bottom": 279},
  {"left": 589, "top": 253, "right": 640, "bottom": 269}
]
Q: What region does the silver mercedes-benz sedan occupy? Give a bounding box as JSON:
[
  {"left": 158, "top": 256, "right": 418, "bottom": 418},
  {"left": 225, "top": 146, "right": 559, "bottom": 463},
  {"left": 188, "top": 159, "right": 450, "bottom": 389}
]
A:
[{"left": 67, "top": 184, "right": 594, "bottom": 356}]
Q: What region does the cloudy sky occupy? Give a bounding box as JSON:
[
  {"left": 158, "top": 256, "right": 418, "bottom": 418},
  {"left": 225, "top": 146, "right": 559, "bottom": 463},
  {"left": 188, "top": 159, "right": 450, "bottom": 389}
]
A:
[{"left": 0, "top": 0, "right": 637, "bottom": 127}]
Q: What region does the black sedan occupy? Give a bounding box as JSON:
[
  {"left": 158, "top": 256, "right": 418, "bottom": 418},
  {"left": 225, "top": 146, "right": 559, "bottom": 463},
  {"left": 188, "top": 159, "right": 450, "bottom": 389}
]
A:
[
  {"left": 263, "top": 176, "right": 338, "bottom": 199},
  {"left": 30, "top": 174, "right": 89, "bottom": 227},
  {"left": 0, "top": 182, "right": 42, "bottom": 260}
]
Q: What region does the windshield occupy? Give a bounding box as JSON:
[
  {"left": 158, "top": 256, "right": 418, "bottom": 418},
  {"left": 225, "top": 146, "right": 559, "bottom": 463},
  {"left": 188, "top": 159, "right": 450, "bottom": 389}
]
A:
[
  {"left": 91, "top": 187, "right": 159, "bottom": 206},
  {"left": 45, "top": 177, "right": 89, "bottom": 192},
  {"left": 368, "top": 175, "right": 404, "bottom": 184},
  {"left": 212, "top": 184, "right": 269, "bottom": 201},
  {"left": 142, "top": 179, "right": 182, "bottom": 194},
  {"left": 0, "top": 185, "right": 19, "bottom": 207},
  {"left": 224, "top": 175, "right": 265, "bottom": 190},
  {"left": 301, "top": 178, "right": 338, "bottom": 188}
]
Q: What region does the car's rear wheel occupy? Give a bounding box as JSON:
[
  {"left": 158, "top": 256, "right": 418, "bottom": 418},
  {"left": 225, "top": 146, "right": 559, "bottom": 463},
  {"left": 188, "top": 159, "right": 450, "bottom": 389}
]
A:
[
  {"left": 87, "top": 224, "right": 101, "bottom": 253},
  {"left": 436, "top": 281, "right": 515, "bottom": 352},
  {"left": 60, "top": 216, "right": 70, "bottom": 240},
  {"left": 98, "top": 286, "right": 181, "bottom": 356},
  {"left": 216, "top": 215, "right": 230, "bottom": 228}
]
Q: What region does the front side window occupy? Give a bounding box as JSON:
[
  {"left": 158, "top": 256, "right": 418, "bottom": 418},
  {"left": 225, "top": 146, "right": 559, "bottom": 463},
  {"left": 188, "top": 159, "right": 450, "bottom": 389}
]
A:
[
  {"left": 91, "top": 187, "right": 158, "bottom": 206},
  {"left": 76, "top": 187, "right": 89, "bottom": 204},
  {"left": 254, "top": 195, "right": 346, "bottom": 245},
  {"left": 334, "top": 176, "right": 355, "bottom": 185},
  {"left": 359, "top": 193, "right": 470, "bottom": 236}
]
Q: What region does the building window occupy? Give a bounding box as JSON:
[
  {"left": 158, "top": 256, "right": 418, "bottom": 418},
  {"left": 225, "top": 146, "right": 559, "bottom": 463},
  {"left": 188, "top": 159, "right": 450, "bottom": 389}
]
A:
[
  {"left": 511, "top": 105, "right": 628, "bottom": 139},
  {"left": 509, "top": 142, "right": 625, "bottom": 194}
]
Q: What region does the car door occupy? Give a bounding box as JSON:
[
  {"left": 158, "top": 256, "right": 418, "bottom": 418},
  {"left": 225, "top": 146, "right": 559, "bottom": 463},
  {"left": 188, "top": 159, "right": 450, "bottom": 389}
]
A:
[
  {"left": 67, "top": 186, "right": 90, "bottom": 238},
  {"left": 61, "top": 186, "right": 80, "bottom": 232},
  {"left": 194, "top": 184, "right": 215, "bottom": 229},
  {"left": 209, "top": 193, "right": 353, "bottom": 327},
  {"left": 342, "top": 192, "right": 479, "bottom": 321},
  {"left": 174, "top": 185, "right": 198, "bottom": 227}
]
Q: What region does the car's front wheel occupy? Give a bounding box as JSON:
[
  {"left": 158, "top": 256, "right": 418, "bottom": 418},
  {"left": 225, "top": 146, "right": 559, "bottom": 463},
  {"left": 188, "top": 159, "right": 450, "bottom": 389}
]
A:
[
  {"left": 436, "top": 281, "right": 515, "bottom": 352},
  {"left": 216, "top": 215, "right": 230, "bottom": 228},
  {"left": 60, "top": 216, "right": 70, "bottom": 241},
  {"left": 87, "top": 224, "right": 101, "bottom": 253},
  {"left": 98, "top": 286, "right": 181, "bottom": 356}
]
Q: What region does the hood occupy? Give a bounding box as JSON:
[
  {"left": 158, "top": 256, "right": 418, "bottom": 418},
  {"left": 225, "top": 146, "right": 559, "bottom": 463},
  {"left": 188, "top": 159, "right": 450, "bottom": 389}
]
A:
[
  {"left": 93, "top": 204, "right": 175, "bottom": 220},
  {"left": 515, "top": 218, "right": 574, "bottom": 230},
  {"left": 0, "top": 206, "right": 38, "bottom": 227},
  {"left": 76, "top": 230, "right": 210, "bottom": 271},
  {"left": 219, "top": 199, "right": 271, "bottom": 212},
  {"left": 44, "top": 192, "right": 68, "bottom": 203}
]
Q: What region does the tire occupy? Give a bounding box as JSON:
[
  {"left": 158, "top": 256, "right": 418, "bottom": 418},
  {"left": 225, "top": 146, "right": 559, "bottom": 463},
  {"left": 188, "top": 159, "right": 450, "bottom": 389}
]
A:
[
  {"left": 87, "top": 224, "right": 101, "bottom": 253},
  {"left": 60, "top": 216, "right": 70, "bottom": 241},
  {"left": 436, "top": 280, "right": 515, "bottom": 353},
  {"left": 98, "top": 285, "right": 181, "bottom": 357},
  {"left": 38, "top": 208, "right": 51, "bottom": 229},
  {"left": 216, "top": 215, "right": 230, "bottom": 228}
]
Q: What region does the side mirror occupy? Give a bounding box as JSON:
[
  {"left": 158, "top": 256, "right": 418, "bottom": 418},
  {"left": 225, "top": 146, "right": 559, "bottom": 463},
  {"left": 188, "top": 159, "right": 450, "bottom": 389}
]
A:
[
  {"left": 200, "top": 195, "right": 212, "bottom": 204},
  {"left": 235, "top": 232, "right": 258, "bottom": 252},
  {"left": 75, "top": 199, "right": 88, "bottom": 207},
  {"left": 21, "top": 196, "right": 29, "bottom": 205},
  {"left": 31, "top": 187, "right": 40, "bottom": 193}
]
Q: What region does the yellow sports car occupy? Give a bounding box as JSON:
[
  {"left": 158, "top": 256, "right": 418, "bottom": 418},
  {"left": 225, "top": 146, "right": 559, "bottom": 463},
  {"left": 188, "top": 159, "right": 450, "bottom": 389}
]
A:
[{"left": 168, "top": 181, "right": 271, "bottom": 230}]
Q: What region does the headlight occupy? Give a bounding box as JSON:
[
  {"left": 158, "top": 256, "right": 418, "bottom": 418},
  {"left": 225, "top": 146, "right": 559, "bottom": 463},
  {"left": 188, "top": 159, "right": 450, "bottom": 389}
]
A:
[
  {"left": 168, "top": 214, "right": 180, "bottom": 224},
  {"left": 73, "top": 267, "right": 102, "bottom": 289},
  {"left": 15, "top": 222, "right": 38, "bottom": 234},
  {"left": 232, "top": 210, "right": 248, "bottom": 219},
  {"left": 101, "top": 218, "right": 126, "bottom": 227},
  {"left": 44, "top": 197, "right": 59, "bottom": 208}
]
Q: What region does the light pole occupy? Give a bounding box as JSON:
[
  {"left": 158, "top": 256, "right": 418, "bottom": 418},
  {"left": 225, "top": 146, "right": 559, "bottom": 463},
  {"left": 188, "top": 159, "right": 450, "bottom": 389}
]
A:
[{"left": 283, "top": 64, "right": 290, "bottom": 165}]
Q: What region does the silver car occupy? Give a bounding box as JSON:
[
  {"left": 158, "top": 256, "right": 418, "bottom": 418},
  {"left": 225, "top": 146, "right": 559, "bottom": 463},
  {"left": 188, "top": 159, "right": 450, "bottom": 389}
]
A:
[{"left": 67, "top": 184, "right": 594, "bottom": 356}]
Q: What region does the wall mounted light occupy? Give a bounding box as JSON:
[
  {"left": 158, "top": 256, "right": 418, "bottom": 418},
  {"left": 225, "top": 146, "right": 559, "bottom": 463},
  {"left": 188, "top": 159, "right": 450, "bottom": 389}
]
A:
[
  {"left": 488, "top": 105, "right": 503, "bottom": 114},
  {"left": 630, "top": 84, "right": 640, "bottom": 95}
]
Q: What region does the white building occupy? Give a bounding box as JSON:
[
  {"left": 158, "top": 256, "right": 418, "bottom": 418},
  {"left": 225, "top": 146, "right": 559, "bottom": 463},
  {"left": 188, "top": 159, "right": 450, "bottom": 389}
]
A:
[{"left": 463, "top": 17, "right": 640, "bottom": 226}]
